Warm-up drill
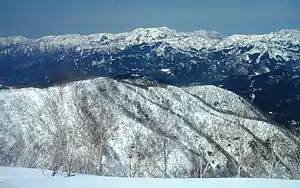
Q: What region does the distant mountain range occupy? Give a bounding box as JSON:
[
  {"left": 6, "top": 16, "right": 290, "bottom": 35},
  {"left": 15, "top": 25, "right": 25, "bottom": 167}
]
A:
[{"left": 0, "top": 27, "right": 299, "bottom": 131}]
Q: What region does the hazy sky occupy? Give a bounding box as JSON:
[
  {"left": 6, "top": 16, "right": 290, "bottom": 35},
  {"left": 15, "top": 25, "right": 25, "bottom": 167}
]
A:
[{"left": 1, "top": 0, "right": 299, "bottom": 37}]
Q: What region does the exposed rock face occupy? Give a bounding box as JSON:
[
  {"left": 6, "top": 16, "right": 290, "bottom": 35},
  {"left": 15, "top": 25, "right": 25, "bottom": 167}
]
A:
[{"left": 1, "top": 77, "right": 299, "bottom": 178}]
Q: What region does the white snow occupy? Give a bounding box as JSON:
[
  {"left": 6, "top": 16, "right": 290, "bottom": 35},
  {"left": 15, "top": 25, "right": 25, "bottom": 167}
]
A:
[
  {"left": 160, "top": 68, "right": 172, "bottom": 74},
  {"left": 1, "top": 27, "right": 298, "bottom": 61},
  {"left": 0, "top": 167, "right": 299, "bottom": 188}
]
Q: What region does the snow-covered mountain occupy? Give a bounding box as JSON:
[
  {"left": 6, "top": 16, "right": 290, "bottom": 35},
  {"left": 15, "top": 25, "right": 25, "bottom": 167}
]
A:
[
  {"left": 1, "top": 27, "right": 299, "bottom": 59},
  {"left": 0, "top": 27, "right": 299, "bottom": 132},
  {"left": 1, "top": 77, "right": 299, "bottom": 178}
]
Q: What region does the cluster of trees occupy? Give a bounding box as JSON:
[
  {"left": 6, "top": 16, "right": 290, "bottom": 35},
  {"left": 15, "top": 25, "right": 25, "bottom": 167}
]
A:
[
  {"left": 186, "top": 117, "right": 300, "bottom": 179},
  {"left": 0, "top": 114, "right": 25, "bottom": 166},
  {"left": 35, "top": 85, "right": 119, "bottom": 176}
]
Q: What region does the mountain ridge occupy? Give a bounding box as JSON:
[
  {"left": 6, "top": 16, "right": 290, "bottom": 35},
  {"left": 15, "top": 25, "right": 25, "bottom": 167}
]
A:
[
  {"left": 1, "top": 27, "right": 299, "bottom": 55},
  {"left": 2, "top": 27, "right": 299, "bottom": 40},
  {"left": 1, "top": 77, "right": 299, "bottom": 178}
]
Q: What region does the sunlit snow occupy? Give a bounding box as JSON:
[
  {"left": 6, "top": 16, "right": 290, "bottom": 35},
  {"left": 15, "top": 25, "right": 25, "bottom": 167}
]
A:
[{"left": 0, "top": 167, "right": 300, "bottom": 188}]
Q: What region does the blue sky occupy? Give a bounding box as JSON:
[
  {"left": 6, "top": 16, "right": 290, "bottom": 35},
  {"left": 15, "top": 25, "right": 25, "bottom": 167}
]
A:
[{"left": 1, "top": 0, "right": 299, "bottom": 37}]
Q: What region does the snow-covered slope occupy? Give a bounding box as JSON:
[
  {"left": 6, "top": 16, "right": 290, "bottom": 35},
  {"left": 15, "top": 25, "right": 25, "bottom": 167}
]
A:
[
  {"left": 1, "top": 167, "right": 300, "bottom": 188},
  {"left": 1, "top": 77, "right": 299, "bottom": 179}
]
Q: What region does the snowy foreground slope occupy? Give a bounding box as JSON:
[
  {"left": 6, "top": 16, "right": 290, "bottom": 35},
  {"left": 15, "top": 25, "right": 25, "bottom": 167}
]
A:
[
  {"left": 0, "top": 167, "right": 300, "bottom": 188},
  {"left": 0, "top": 77, "right": 300, "bottom": 179}
]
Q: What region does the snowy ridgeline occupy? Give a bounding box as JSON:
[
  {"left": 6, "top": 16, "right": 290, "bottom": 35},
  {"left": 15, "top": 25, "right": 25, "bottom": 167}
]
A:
[
  {"left": 0, "top": 77, "right": 300, "bottom": 179},
  {"left": 1, "top": 27, "right": 299, "bottom": 61},
  {"left": 0, "top": 167, "right": 300, "bottom": 188}
]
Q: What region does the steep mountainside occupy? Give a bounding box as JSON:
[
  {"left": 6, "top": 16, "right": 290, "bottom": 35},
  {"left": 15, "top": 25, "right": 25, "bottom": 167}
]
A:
[
  {"left": 0, "top": 27, "right": 299, "bottom": 131},
  {"left": 1, "top": 77, "right": 299, "bottom": 178}
]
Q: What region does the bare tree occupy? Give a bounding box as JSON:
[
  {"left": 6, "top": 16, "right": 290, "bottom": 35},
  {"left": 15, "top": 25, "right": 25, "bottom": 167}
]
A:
[
  {"left": 268, "top": 137, "right": 280, "bottom": 178},
  {"left": 188, "top": 120, "right": 220, "bottom": 178},
  {"left": 126, "top": 130, "right": 159, "bottom": 178},
  {"left": 0, "top": 111, "right": 25, "bottom": 166},
  {"left": 237, "top": 118, "right": 243, "bottom": 178},
  {"left": 73, "top": 85, "right": 118, "bottom": 176},
  {"left": 163, "top": 138, "right": 168, "bottom": 178},
  {"left": 189, "top": 142, "right": 216, "bottom": 178},
  {"left": 29, "top": 86, "right": 79, "bottom": 176},
  {"left": 232, "top": 117, "right": 248, "bottom": 178},
  {"left": 151, "top": 113, "right": 174, "bottom": 178}
]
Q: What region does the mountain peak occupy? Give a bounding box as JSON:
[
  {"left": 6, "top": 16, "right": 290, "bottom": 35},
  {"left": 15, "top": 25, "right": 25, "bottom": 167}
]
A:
[
  {"left": 129, "top": 26, "right": 179, "bottom": 40},
  {"left": 132, "top": 26, "right": 175, "bottom": 33}
]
